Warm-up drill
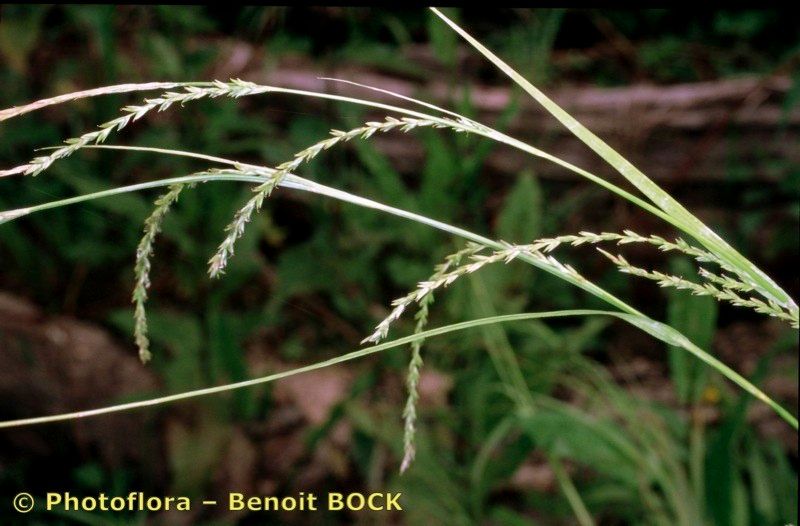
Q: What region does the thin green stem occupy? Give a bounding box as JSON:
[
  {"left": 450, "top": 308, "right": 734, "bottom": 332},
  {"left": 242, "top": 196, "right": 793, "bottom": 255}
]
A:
[
  {"left": 0, "top": 82, "right": 182, "bottom": 122},
  {"left": 3, "top": 147, "right": 794, "bottom": 429},
  {"left": 0, "top": 173, "right": 266, "bottom": 222},
  {"left": 548, "top": 453, "right": 596, "bottom": 526},
  {"left": 0, "top": 309, "right": 693, "bottom": 429},
  {"left": 7, "top": 81, "right": 679, "bottom": 232},
  {"left": 430, "top": 7, "right": 795, "bottom": 311},
  {"left": 318, "top": 77, "right": 682, "bottom": 231},
  {"left": 10, "top": 144, "right": 640, "bottom": 315},
  {"left": 7, "top": 74, "right": 792, "bottom": 311}
]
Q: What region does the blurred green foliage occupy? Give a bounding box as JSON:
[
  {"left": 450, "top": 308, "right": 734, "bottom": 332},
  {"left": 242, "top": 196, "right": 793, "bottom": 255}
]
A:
[{"left": 0, "top": 6, "right": 797, "bottom": 525}]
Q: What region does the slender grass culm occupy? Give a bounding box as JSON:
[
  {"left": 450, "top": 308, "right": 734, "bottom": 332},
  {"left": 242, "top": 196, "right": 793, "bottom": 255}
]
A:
[{"left": 0, "top": 8, "right": 796, "bottom": 491}]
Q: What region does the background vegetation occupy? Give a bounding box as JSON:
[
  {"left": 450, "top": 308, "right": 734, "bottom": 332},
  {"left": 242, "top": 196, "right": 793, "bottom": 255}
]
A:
[{"left": 0, "top": 6, "right": 797, "bottom": 525}]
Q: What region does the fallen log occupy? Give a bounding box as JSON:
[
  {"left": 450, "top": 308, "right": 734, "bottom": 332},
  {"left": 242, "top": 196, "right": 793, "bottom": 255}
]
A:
[{"left": 208, "top": 42, "right": 799, "bottom": 182}]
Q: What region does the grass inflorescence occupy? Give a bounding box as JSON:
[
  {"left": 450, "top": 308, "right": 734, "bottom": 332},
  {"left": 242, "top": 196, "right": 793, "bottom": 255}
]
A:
[
  {"left": 0, "top": 8, "right": 796, "bottom": 475},
  {"left": 1, "top": 80, "right": 270, "bottom": 178},
  {"left": 208, "top": 115, "right": 475, "bottom": 278},
  {"left": 399, "top": 243, "right": 485, "bottom": 473},
  {"left": 133, "top": 184, "right": 186, "bottom": 363}
]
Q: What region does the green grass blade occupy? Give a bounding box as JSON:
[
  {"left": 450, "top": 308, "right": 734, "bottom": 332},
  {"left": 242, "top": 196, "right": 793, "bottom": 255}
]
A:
[
  {"left": 0, "top": 309, "right": 793, "bottom": 429},
  {"left": 429, "top": 7, "right": 796, "bottom": 311},
  {"left": 0, "top": 311, "right": 604, "bottom": 428},
  {"left": 4, "top": 146, "right": 794, "bottom": 429}
]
